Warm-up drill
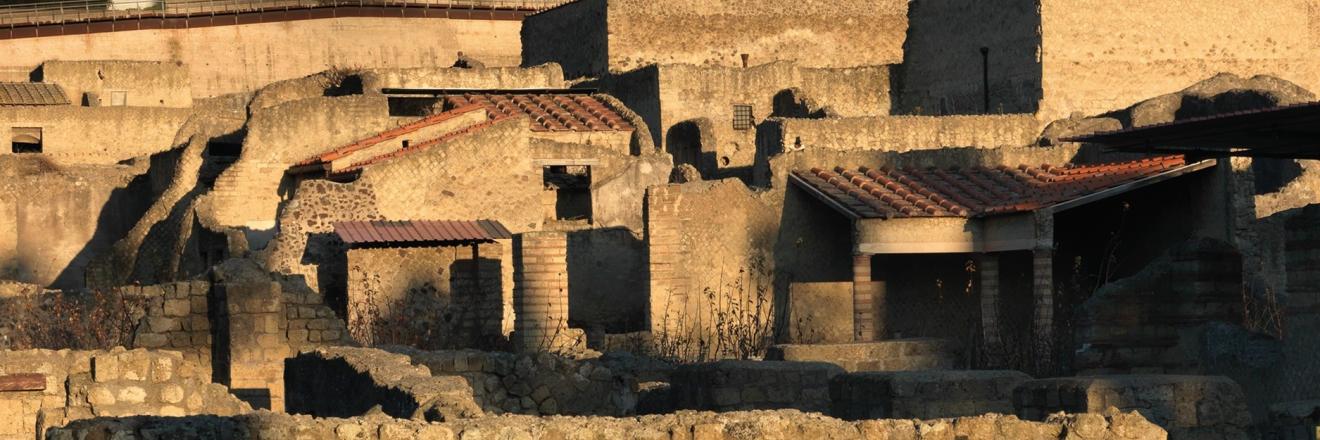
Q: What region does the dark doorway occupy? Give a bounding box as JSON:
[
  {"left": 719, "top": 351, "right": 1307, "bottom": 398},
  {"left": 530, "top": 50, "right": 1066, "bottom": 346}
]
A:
[
  {"left": 11, "top": 127, "right": 42, "bottom": 153},
  {"left": 543, "top": 165, "right": 592, "bottom": 222}
]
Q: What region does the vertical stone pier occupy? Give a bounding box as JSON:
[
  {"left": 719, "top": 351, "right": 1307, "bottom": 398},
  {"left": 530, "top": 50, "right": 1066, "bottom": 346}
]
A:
[
  {"left": 978, "top": 253, "right": 1002, "bottom": 365},
  {"left": 213, "top": 281, "right": 288, "bottom": 411},
  {"left": 513, "top": 231, "right": 569, "bottom": 352},
  {"left": 852, "top": 254, "right": 880, "bottom": 341}
]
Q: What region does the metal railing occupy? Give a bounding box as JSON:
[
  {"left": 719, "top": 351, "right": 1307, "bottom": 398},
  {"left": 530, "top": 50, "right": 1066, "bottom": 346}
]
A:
[{"left": 0, "top": 0, "right": 570, "bottom": 26}]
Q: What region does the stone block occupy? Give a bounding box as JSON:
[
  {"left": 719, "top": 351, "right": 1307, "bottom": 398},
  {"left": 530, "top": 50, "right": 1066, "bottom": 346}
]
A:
[
  {"left": 671, "top": 360, "right": 842, "bottom": 412},
  {"left": 164, "top": 299, "right": 192, "bottom": 317},
  {"left": 831, "top": 370, "right": 1031, "bottom": 421},
  {"left": 1013, "top": 375, "right": 1250, "bottom": 440},
  {"left": 766, "top": 339, "right": 960, "bottom": 372}
]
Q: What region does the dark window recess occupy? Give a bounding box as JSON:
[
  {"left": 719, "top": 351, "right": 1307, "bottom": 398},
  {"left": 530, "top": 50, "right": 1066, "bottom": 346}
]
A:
[
  {"left": 733, "top": 104, "right": 754, "bottom": 130},
  {"left": 544, "top": 165, "right": 592, "bottom": 222},
  {"left": 387, "top": 96, "right": 445, "bottom": 117},
  {"left": 206, "top": 141, "right": 242, "bottom": 158},
  {"left": 11, "top": 127, "right": 42, "bottom": 153}
]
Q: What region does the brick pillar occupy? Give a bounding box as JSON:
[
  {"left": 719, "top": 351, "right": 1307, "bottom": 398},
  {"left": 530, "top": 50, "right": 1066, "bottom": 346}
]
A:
[
  {"left": 1031, "top": 248, "right": 1054, "bottom": 370},
  {"left": 853, "top": 254, "right": 881, "bottom": 342},
  {"left": 979, "top": 253, "right": 1002, "bottom": 365},
  {"left": 215, "top": 281, "right": 288, "bottom": 411},
  {"left": 513, "top": 231, "right": 569, "bottom": 352},
  {"left": 646, "top": 186, "right": 689, "bottom": 336}
]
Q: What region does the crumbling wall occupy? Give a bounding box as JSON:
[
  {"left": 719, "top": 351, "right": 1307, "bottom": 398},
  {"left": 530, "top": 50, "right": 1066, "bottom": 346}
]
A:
[
  {"left": 284, "top": 347, "right": 482, "bottom": 421},
  {"left": 896, "top": 0, "right": 1042, "bottom": 116},
  {"left": 42, "top": 60, "right": 192, "bottom": 108},
  {"left": 1037, "top": 0, "right": 1320, "bottom": 121},
  {"left": 123, "top": 281, "right": 213, "bottom": 378},
  {"left": 0, "top": 106, "right": 191, "bottom": 164},
  {"left": 362, "top": 63, "right": 567, "bottom": 91},
  {"left": 394, "top": 348, "right": 672, "bottom": 416},
  {"left": 47, "top": 409, "right": 1169, "bottom": 440},
  {"left": 0, "top": 157, "right": 154, "bottom": 288},
  {"left": 645, "top": 180, "right": 778, "bottom": 359},
  {"left": 200, "top": 94, "right": 388, "bottom": 231},
  {"left": 0, "top": 348, "right": 249, "bottom": 440},
  {"left": 0, "top": 17, "right": 525, "bottom": 98},
  {"left": 766, "top": 115, "right": 1041, "bottom": 154}
]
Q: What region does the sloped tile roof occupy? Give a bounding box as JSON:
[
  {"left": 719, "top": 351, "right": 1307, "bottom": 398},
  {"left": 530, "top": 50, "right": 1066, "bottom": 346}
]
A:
[
  {"left": 0, "top": 82, "right": 69, "bottom": 106},
  {"left": 329, "top": 115, "right": 513, "bottom": 177},
  {"left": 791, "top": 155, "right": 1190, "bottom": 219},
  {"left": 293, "top": 103, "right": 486, "bottom": 167},
  {"left": 334, "top": 219, "right": 512, "bottom": 246},
  {"left": 444, "top": 93, "right": 634, "bottom": 132}
]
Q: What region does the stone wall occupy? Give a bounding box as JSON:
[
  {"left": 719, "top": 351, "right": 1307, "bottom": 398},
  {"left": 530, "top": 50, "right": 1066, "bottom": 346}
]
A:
[
  {"left": 124, "top": 281, "right": 212, "bottom": 377},
  {"left": 42, "top": 60, "right": 192, "bottom": 108},
  {"left": 393, "top": 348, "right": 673, "bottom": 416},
  {"left": 765, "top": 115, "right": 1042, "bottom": 154},
  {"left": 831, "top": 370, "right": 1031, "bottom": 421},
  {"left": 896, "top": 0, "right": 1042, "bottom": 116},
  {"left": 0, "top": 157, "right": 154, "bottom": 288},
  {"left": 360, "top": 63, "right": 568, "bottom": 92},
  {"left": 0, "top": 17, "right": 525, "bottom": 98},
  {"left": 0, "top": 105, "right": 190, "bottom": 165},
  {"left": 1036, "top": 0, "right": 1320, "bottom": 121},
  {"left": 285, "top": 347, "right": 482, "bottom": 422},
  {"left": 0, "top": 348, "right": 249, "bottom": 440},
  {"left": 644, "top": 180, "right": 778, "bottom": 358},
  {"left": 47, "top": 408, "right": 1168, "bottom": 440},
  {"left": 609, "top": 62, "right": 890, "bottom": 172},
  {"left": 524, "top": 0, "right": 908, "bottom": 79},
  {"left": 765, "top": 339, "right": 961, "bottom": 373},
  {"left": 1013, "top": 375, "right": 1251, "bottom": 440},
  {"left": 669, "top": 360, "right": 842, "bottom": 413},
  {"left": 347, "top": 243, "right": 504, "bottom": 349}
]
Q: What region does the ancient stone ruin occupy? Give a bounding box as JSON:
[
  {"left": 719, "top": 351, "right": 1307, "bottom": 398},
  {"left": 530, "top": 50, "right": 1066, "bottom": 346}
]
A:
[{"left": 2, "top": 0, "right": 1320, "bottom": 439}]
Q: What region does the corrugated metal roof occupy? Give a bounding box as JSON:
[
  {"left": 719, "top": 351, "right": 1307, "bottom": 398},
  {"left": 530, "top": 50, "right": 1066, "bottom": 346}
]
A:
[
  {"left": 791, "top": 156, "right": 1196, "bottom": 219},
  {"left": 0, "top": 82, "right": 69, "bottom": 106},
  {"left": 333, "top": 219, "right": 513, "bottom": 246}
]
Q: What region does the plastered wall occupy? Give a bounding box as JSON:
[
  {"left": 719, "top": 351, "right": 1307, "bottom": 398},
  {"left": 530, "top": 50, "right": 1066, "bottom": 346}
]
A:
[
  {"left": 0, "top": 17, "right": 523, "bottom": 98},
  {"left": 42, "top": 60, "right": 193, "bottom": 108}
]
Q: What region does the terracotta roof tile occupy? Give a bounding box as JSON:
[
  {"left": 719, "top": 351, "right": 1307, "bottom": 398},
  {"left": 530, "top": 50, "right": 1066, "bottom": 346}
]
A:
[
  {"left": 334, "top": 219, "right": 512, "bottom": 246},
  {"left": 443, "top": 93, "right": 633, "bottom": 132},
  {"left": 792, "top": 155, "right": 1189, "bottom": 219},
  {"left": 330, "top": 115, "right": 513, "bottom": 177},
  {"left": 293, "top": 103, "right": 487, "bottom": 167},
  {"left": 0, "top": 82, "right": 69, "bottom": 106}
]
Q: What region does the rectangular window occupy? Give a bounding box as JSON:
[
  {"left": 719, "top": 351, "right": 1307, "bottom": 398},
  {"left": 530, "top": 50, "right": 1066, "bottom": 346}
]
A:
[
  {"left": 11, "top": 127, "right": 42, "bottom": 153},
  {"left": 543, "top": 165, "right": 592, "bottom": 222},
  {"left": 733, "top": 104, "right": 754, "bottom": 130},
  {"left": 109, "top": 91, "right": 128, "bottom": 107}
]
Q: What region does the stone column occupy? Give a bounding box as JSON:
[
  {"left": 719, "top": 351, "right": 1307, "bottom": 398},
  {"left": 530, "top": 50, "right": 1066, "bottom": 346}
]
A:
[
  {"left": 853, "top": 254, "right": 882, "bottom": 342},
  {"left": 1031, "top": 247, "right": 1054, "bottom": 370},
  {"left": 646, "top": 186, "right": 689, "bottom": 336},
  {"left": 978, "top": 253, "right": 1002, "bottom": 365},
  {"left": 513, "top": 231, "right": 569, "bottom": 352},
  {"left": 214, "top": 281, "right": 288, "bottom": 411}
]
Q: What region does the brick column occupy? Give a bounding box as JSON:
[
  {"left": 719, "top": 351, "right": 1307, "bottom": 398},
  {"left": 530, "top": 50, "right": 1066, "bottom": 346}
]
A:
[
  {"left": 853, "top": 254, "right": 881, "bottom": 342},
  {"left": 214, "top": 281, "right": 288, "bottom": 411},
  {"left": 513, "top": 231, "right": 569, "bottom": 352},
  {"left": 1031, "top": 248, "right": 1054, "bottom": 369},
  {"left": 978, "top": 253, "right": 1002, "bottom": 365},
  {"left": 646, "top": 186, "right": 689, "bottom": 336}
]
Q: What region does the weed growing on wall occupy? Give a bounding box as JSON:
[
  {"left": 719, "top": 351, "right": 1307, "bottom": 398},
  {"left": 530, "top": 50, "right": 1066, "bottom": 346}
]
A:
[{"left": 648, "top": 258, "right": 775, "bottom": 363}]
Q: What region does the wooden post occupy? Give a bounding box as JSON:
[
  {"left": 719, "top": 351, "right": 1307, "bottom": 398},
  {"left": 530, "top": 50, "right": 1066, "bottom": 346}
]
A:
[{"left": 0, "top": 374, "right": 45, "bottom": 392}]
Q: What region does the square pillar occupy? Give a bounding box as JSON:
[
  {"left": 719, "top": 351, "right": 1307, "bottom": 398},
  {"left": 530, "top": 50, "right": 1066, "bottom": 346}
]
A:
[
  {"left": 853, "top": 254, "right": 884, "bottom": 341},
  {"left": 1031, "top": 247, "right": 1054, "bottom": 369},
  {"left": 978, "top": 253, "right": 1002, "bottom": 364}
]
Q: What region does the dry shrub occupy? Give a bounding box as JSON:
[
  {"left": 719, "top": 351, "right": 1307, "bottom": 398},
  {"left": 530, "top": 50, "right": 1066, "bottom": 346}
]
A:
[
  {"left": 650, "top": 261, "right": 775, "bottom": 364},
  {"left": 1, "top": 289, "right": 147, "bottom": 350}
]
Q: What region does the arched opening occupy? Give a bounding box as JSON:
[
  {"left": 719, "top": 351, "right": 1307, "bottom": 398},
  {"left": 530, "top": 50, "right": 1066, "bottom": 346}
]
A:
[{"left": 11, "top": 127, "right": 42, "bottom": 153}]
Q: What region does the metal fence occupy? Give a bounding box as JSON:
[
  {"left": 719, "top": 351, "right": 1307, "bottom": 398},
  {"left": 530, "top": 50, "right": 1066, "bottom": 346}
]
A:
[{"left": 0, "top": 0, "right": 569, "bottom": 26}]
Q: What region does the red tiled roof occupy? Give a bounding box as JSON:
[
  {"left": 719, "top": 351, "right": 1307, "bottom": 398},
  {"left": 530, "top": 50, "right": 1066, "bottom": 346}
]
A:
[
  {"left": 334, "top": 219, "right": 513, "bottom": 246},
  {"left": 444, "top": 93, "right": 634, "bottom": 132},
  {"left": 330, "top": 116, "right": 512, "bottom": 177},
  {"left": 791, "top": 155, "right": 1189, "bottom": 219},
  {"left": 293, "top": 103, "right": 487, "bottom": 167},
  {"left": 0, "top": 82, "right": 68, "bottom": 106}
]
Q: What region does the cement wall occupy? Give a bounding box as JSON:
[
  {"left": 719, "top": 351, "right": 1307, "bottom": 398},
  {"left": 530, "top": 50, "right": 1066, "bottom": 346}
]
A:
[{"left": 0, "top": 17, "right": 524, "bottom": 98}]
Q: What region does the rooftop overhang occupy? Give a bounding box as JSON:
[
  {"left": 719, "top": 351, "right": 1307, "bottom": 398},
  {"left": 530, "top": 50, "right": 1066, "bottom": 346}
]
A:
[{"left": 1065, "top": 102, "right": 1320, "bottom": 159}]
